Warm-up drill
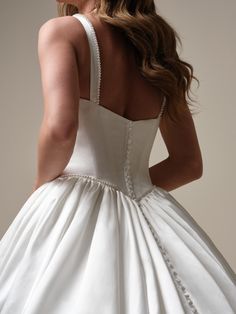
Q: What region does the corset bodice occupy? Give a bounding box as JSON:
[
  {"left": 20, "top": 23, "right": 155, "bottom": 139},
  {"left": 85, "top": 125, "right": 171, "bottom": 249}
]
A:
[
  {"left": 61, "top": 13, "right": 166, "bottom": 201},
  {"left": 62, "top": 99, "right": 163, "bottom": 200}
]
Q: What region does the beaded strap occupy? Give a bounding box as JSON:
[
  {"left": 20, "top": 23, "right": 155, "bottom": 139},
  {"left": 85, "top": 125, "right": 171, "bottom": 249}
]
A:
[
  {"left": 72, "top": 13, "right": 167, "bottom": 123},
  {"left": 72, "top": 13, "right": 101, "bottom": 104},
  {"left": 158, "top": 95, "right": 166, "bottom": 120}
]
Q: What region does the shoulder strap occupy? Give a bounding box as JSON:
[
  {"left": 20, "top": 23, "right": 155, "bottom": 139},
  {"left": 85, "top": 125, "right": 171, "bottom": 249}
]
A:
[
  {"left": 72, "top": 13, "right": 101, "bottom": 104},
  {"left": 158, "top": 95, "right": 166, "bottom": 119}
]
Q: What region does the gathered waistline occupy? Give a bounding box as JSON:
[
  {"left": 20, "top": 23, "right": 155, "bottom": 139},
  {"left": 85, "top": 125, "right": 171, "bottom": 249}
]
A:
[
  {"left": 58, "top": 173, "right": 120, "bottom": 190},
  {"left": 57, "top": 172, "right": 157, "bottom": 203}
]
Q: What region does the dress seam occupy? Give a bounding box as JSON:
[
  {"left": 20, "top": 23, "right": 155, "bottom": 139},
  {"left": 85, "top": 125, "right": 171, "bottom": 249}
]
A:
[
  {"left": 138, "top": 205, "right": 199, "bottom": 314},
  {"left": 57, "top": 173, "right": 156, "bottom": 204}
]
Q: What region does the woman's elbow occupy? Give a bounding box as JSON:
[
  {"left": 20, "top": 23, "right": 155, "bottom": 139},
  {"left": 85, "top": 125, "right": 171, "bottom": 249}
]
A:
[{"left": 189, "top": 158, "right": 203, "bottom": 179}]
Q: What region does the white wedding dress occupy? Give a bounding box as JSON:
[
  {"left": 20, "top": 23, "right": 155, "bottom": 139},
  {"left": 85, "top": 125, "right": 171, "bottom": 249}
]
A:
[{"left": 0, "top": 13, "right": 236, "bottom": 314}]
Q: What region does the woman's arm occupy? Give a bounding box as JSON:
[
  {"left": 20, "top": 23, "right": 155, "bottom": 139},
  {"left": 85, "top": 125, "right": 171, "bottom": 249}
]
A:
[
  {"left": 33, "top": 18, "right": 80, "bottom": 191},
  {"left": 149, "top": 105, "right": 203, "bottom": 192}
]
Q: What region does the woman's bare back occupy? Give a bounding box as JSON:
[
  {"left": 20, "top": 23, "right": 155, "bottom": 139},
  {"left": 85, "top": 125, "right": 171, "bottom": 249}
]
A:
[{"left": 71, "top": 12, "right": 164, "bottom": 121}]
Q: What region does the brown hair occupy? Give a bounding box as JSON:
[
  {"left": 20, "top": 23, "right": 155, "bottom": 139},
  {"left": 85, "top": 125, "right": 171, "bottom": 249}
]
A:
[{"left": 57, "top": 1, "right": 200, "bottom": 123}]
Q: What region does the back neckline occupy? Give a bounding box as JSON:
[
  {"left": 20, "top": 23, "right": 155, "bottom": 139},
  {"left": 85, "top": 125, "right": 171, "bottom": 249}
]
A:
[
  {"left": 80, "top": 97, "right": 162, "bottom": 124},
  {"left": 72, "top": 13, "right": 166, "bottom": 124}
]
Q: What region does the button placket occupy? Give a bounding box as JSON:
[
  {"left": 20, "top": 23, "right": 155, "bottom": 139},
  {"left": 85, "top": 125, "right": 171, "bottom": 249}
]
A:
[
  {"left": 139, "top": 206, "right": 199, "bottom": 314},
  {"left": 124, "top": 120, "right": 137, "bottom": 200}
]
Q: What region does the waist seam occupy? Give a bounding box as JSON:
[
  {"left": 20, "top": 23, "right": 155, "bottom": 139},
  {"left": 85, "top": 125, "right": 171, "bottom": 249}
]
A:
[{"left": 57, "top": 173, "right": 156, "bottom": 203}]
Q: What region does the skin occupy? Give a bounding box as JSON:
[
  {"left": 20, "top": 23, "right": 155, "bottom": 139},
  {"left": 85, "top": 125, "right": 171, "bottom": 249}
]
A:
[{"left": 33, "top": 0, "right": 203, "bottom": 193}]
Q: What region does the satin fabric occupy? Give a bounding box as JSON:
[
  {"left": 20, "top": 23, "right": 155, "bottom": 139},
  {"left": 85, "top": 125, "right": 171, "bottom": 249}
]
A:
[
  {"left": 0, "top": 177, "right": 236, "bottom": 313},
  {"left": 0, "top": 13, "right": 235, "bottom": 314}
]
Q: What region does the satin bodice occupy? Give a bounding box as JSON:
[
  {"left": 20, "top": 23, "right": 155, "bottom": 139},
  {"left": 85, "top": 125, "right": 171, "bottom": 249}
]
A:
[{"left": 62, "top": 13, "right": 166, "bottom": 201}]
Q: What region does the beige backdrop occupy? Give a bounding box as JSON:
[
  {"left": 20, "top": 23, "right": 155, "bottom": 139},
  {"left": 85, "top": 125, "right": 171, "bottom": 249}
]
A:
[{"left": 0, "top": 0, "right": 235, "bottom": 273}]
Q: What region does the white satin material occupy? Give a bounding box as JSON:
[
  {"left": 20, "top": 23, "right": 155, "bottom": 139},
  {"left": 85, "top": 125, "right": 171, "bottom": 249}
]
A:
[
  {"left": 0, "top": 13, "right": 236, "bottom": 314},
  {"left": 0, "top": 178, "right": 236, "bottom": 313}
]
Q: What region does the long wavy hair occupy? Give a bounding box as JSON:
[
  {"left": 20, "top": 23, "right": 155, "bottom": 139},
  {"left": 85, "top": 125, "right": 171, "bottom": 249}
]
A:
[{"left": 57, "top": 1, "right": 200, "bottom": 123}]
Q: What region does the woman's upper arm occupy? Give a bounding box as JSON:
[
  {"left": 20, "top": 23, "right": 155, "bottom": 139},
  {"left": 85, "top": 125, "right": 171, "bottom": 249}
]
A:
[
  {"left": 38, "top": 18, "right": 80, "bottom": 140},
  {"left": 159, "top": 104, "right": 203, "bottom": 174}
]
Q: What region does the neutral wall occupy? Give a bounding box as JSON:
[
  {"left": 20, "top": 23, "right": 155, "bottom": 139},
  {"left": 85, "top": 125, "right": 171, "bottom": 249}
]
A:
[{"left": 0, "top": 0, "right": 235, "bottom": 274}]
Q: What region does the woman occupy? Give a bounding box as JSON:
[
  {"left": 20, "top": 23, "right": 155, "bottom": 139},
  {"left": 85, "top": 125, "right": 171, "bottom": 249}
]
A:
[{"left": 0, "top": 0, "right": 235, "bottom": 313}]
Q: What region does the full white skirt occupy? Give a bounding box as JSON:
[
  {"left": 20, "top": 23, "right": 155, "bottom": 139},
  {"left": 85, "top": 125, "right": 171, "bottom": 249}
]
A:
[{"left": 0, "top": 175, "right": 236, "bottom": 314}]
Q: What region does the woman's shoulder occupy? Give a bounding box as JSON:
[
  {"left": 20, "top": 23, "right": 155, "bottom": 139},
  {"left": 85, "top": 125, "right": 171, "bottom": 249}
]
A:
[{"left": 38, "top": 15, "right": 85, "bottom": 46}]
